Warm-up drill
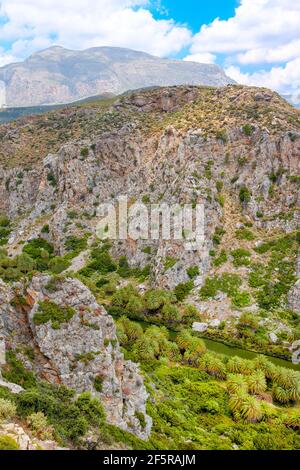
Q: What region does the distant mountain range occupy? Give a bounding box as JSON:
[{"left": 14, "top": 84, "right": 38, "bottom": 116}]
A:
[{"left": 0, "top": 46, "right": 234, "bottom": 108}]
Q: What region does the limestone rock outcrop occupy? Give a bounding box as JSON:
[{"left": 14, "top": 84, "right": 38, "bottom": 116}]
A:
[
  {"left": 0, "top": 275, "right": 151, "bottom": 440},
  {"left": 288, "top": 280, "right": 300, "bottom": 315}
]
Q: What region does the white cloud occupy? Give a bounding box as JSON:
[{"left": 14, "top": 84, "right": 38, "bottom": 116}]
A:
[
  {"left": 0, "top": 0, "right": 192, "bottom": 59},
  {"left": 0, "top": 53, "right": 18, "bottom": 66},
  {"left": 190, "top": 0, "right": 300, "bottom": 61},
  {"left": 189, "top": 0, "right": 300, "bottom": 97},
  {"left": 184, "top": 52, "right": 216, "bottom": 64}
]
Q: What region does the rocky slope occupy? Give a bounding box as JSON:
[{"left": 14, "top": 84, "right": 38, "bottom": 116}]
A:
[
  {"left": 0, "top": 275, "right": 151, "bottom": 440},
  {"left": 0, "top": 46, "right": 234, "bottom": 107}
]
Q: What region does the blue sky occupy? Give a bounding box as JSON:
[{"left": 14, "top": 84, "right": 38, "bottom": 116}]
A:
[
  {"left": 152, "top": 0, "right": 238, "bottom": 33},
  {"left": 0, "top": 1, "right": 299, "bottom": 100}
]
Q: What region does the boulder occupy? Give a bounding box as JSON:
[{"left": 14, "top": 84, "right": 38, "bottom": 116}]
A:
[{"left": 192, "top": 322, "right": 208, "bottom": 333}]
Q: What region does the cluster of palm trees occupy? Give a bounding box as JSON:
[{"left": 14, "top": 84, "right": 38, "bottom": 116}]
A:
[{"left": 226, "top": 357, "right": 300, "bottom": 423}]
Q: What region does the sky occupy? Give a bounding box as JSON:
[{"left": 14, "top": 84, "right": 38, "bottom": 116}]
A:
[{"left": 0, "top": 0, "right": 299, "bottom": 100}]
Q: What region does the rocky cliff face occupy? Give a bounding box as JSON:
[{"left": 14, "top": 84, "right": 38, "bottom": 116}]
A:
[
  {"left": 0, "top": 275, "right": 151, "bottom": 439},
  {"left": 0, "top": 46, "right": 234, "bottom": 107},
  {"left": 0, "top": 83, "right": 300, "bottom": 436},
  {"left": 0, "top": 86, "right": 299, "bottom": 290}
]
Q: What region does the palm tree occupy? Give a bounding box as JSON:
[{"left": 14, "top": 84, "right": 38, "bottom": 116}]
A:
[
  {"left": 229, "top": 390, "right": 248, "bottom": 418},
  {"left": 116, "top": 316, "right": 143, "bottom": 346},
  {"left": 253, "top": 355, "right": 275, "bottom": 379},
  {"left": 167, "top": 342, "right": 181, "bottom": 361},
  {"left": 132, "top": 336, "right": 158, "bottom": 361},
  {"left": 227, "top": 374, "right": 249, "bottom": 395},
  {"left": 239, "top": 395, "right": 263, "bottom": 423},
  {"left": 272, "top": 367, "right": 292, "bottom": 388},
  {"left": 199, "top": 353, "right": 226, "bottom": 379},
  {"left": 287, "top": 386, "right": 300, "bottom": 403},
  {"left": 226, "top": 357, "right": 253, "bottom": 375},
  {"left": 247, "top": 370, "right": 267, "bottom": 395},
  {"left": 229, "top": 392, "right": 263, "bottom": 423},
  {"left": 183, "top": 338, "right": 206, "bottom": 366},
  {"left": 176, "top": 330, "right": 193, "bottom": 351}
]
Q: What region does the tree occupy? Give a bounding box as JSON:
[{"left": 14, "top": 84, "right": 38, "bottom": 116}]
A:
[
  {"left": 227, "top": 374, "right": 248, "bottom": 395},
  {"left": 144, "top": 289, "right": 176, "bottom": 311},
  {"left": 116, "top": 316, "right": 143, "bottom": 347},
  {"left": 229, "top": 392, "right": 263, "bottom": 423}
]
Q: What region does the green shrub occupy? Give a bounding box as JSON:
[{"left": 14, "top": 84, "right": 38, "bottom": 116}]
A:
[
  {"left": 174, "top": 281, "right": 194, "bottom": 301},
  {"left": 2, "top": 351, "right": 36, "bottom": 389},
  {"left": 213, "top": 250, "right": 227, "bottom": 267},
  {"left": 187, "top": 266, "right": 200, "bottom": 279},
  {"left": 163, "top": 256, "right": 177, "bottom": 272},
  {"left": 116, "top": 316, "right": 143, "bottom": 347},
  {"left": 0, "top": 398, "right": 17, "bottom": 422},
  {"left": 232, "top": 291, "right": 252, "bottom": 308},
  {"left": 47, "top": 172, "right": 57, "bottom": 187},
  {"left": 41, "top": 224, "right": 50, "bottom": 234},
  {"left": 48, "top": 257, "right": 71, "bottom": 274},
  {"left": 144, "top": 289, "right": 176, "bottom": 311},
  {"left": 17, "top": 383, "right": 105, "bottom": 444},
  {"left": 23, "top": 238, "right": 54, "bottom": 260},
  {"left": 0, "top": 216, "right": 11, "bottom": 245},
  {"left": 200, "top": 273, "right": 241, "bottom": 300},
  {"left": 215, "top": 129, "right": 228, "bottom": 143},
  {"left": 95, "top": 278, "right": 109, "bottom": 289},
  {"left": 67, "top": 210, "right": 78, "bottom": 220},
  {"left": 237, "top": 313, "right": 259, "bottom": 337},
  {"left": 117, "top": 256, "right": 131, "bottom": 277},
  {"left": 242, "top": 124, "right": 253, "bottom": 136},
  {"left": 17, "top": 253, "right": 36, "bottom": 273},
  {"left": 80, "top": 147, "right": 89, "bottom": 158},
  {"left": 27, "top": 411, "right": 53, "bottom": 439},
  {"left": 216, "top": 181, "right": 223, "bottom": 193},
  {"left": 231, "top": 248, "right": 251, "bottom": 267},
  {"left": 64, "top": 236, "right": 87, "bottom": 255},
  {"left": 94, "top": 375, "right": 104, "bottom": 393},
  {"left": 161, "top": 303, "right": 180, "bottom": 322},
  {"left": 33, "top": 301, "right": 76, "bottom": 329},
  {"left": 0, "top": 215, "right": 10, "bottom": 227},
  {"left": 135, "top": 411, "right": 146, "bottom": 429},
  {"left": 141, "top": 195, "right": 150, "bottom": 204},
  {"left": 215, "top": 194, "right": 225, "bottom": 207},
  {"left": 236, "top": 228, "right": 255, "bottom": 240}
]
